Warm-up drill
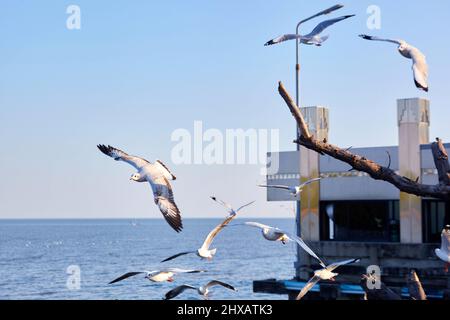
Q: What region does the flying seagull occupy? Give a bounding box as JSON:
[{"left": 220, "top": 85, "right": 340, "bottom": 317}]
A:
[
  {"left": 97, "top": 144, "right": 182, "bottom": 232},
  {"left": 164, "top": 280, "right": 236, "bottom": 300},
  {"left": 359, "top": 34, "right": 429, "bottom": 92},
  {"left": 435, "top": 225, "right": 450, "bottom": 272},
  {"left": 108, "top": 268, "right": 205, "bottom": 284},
  {"left": 161, "top": 197, "right": 255, "bottom": 262},
  {"left": 258, "top": 178, "right": 321, "bottom": 197},
  {"left": 296, "top": 258, "right": 360, "bottom": 300},
  {"left": 264, "top": 15, "right": 355, "bottom": 47},
  {"left": 243, "top": 221, "right": 326, "bottom": 268}
]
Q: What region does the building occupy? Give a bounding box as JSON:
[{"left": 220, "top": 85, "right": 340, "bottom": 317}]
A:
[{"left": 254, "top": 98, "right": 450, "bottom": 300}]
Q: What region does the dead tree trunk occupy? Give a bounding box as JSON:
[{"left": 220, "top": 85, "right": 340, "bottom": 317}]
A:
[{"left": 277, "top": 81, "right": 450, "bottom": 201}]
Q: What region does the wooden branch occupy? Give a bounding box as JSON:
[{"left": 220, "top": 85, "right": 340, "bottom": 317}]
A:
[
  {"left": 278, "top": 82, "right": 450, "bottom": 201},
  {"left": 407, "top": 270, "right": 427, "bottom": 300},
  {"left": 278, "top": 81, "right": 311, "bottom": 139}
]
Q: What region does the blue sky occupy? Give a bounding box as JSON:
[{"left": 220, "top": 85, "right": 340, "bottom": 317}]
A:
[{"left": 1, "top": 1, "right": 449, "bottom": 218}]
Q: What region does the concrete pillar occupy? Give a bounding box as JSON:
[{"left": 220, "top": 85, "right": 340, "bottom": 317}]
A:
[
  {"left": 299, "top": 106, "right": 329, "bottom": 242},
  {"left": 397, "top": 98, "right": 430, "bottom": 244},
  {"left": 296, "top": 106, "right": 328, "bottom": 279}
]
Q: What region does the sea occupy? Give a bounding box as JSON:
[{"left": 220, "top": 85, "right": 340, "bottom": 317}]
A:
[{"left": 0, "top": 219, "right": 297, "bottom": 300}]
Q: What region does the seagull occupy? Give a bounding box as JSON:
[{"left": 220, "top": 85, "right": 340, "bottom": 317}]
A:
[
  {"left": 164, "top": 280, "right": 236, "bottom": 300},
  {"left": 435, "top": 225, "right": 450, "bottom": 272},
  {"left": 108, "top": 268, "right": 205, "bottom": 284},
  {"left": 359, "top": 34, "right": 429, "bottom": 92},
  {"left": 296, "top": 258, "right": 360, "bottom": 300},
  {"left": 242, "top": 222, "right": 326, "bottom": 268},
  {"left": 161, "top": 197, "right": 255, "bottom": 262},
  {"left": 97, "top": 144, "right": 182, "bottom": 233},
  {"left": 264, "top": 15, "right": 355, "bottom": 47},
  {"left": 258, "top": 178, "right": 321, "bottom": 197}
]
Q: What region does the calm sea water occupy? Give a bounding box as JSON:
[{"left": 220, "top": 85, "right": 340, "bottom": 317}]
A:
[{"left": 0, "top": 219, "right": 297, "bottom": 300}]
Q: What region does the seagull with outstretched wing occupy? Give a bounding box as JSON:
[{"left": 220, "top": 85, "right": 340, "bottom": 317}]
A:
[
  {"left": 108, "top": 268, "right": 205, "bottom": 284},
  {"left": 97, "top": 144, "right": 182, "bottom": 232},
  {"left": 161, "top": 197, "right": 255, "bottom": 262},
  {"left": 359, "top": 34, "right": 429, "bottom": 92},
  {"left": 296, "top": 258, "right": 360, "bottom": 300},
  {"left": 242, "top": 221, "right": 326, "bottom": 268},
  {"left": 259, "top": 178, "right": 321, "bottom": 197},
  {"left": 265, "top": 15, "right": 355, "bottom": 47},
  {"left": 164, "top": 280, "right": 236, "bottom": 300}
]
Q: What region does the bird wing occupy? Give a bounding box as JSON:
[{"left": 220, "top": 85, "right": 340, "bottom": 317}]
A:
[
  {"left": 161, "top": 251, "right": 197, "bottom": 263},
  {"left": 244, "top": 221, "right": 273, "bottom": 230},
  {"left": 200, "top": 213, "right": 237, "bottom": 250},
  {"left": 264, "top": 34, "right": 301, "bottom": 46},
  {"left": 164, "top": 285, "right": 197, "bottom": 300},
  {"left": 97, "top": 144, "right": 150, "bottom": 170},
  {"left": 327, "top": 258, "right": 360, "bottom": 272},
  {"left": 296, "top": 275, "right": 321, "bottom": 300},
  {"left": 236, "top": 200, "right": 255, "bottom": 213},
  {"left": 258, "top": 185, "right": 290, "bottom": 191},
  {"left": 108, "top": 272, "right": 145, "bottom": 284},
  {"left": 150, "top": 176, "right": 183, "bottom": 232},
  {"left": 284, "top": 232, "right": 327, "bottom": 268},
  {"left": 410, "top": 48, "right": 429, "bottom": 92},
  {"left": 205, "top": 280, "right": 236, "bottom": 291},
  {"left": 154, "top": 160, "right": 176, "bottom": 180},
  {"left": 299, "top": 178, "right": 321, "bottom": 189},
  {"left": 305, "top": 15, "right": 355, "bottom": 37},
  {"left": 164, "top": 268, "right": 206, "bottom": 274},
  {"left": 358, "top": 34, "right": 403, "bottom": 45},
  {"left": 210, "top": 196, "right": 234, "bottom": 214}
]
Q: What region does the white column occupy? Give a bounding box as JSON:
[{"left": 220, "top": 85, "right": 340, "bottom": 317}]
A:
[
  {"left": 300, "top": 106, "right": 329, "bottom": 241},
  {"left": 397, "top": 98, "right": 430, "bottom": 244}
]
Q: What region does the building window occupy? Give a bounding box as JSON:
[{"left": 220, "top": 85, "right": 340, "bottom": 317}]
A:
[
  {"left": 422, "top": 200, "right": 447, "bottom": 243},
  {"left": 320, "top": 200, "right": 400, "bottom": 242}
]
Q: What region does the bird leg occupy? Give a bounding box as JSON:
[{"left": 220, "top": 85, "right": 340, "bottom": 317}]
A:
[
  {"left": 445, "top": 263, "right": 449, "bottom": 273},
  {"left": 167, "top": 277, "right": 174, "bottom": 282}
]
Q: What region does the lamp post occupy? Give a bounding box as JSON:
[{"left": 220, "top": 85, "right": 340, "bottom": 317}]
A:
[{"left": 293, "top": 4, "right": 344, "bottom": 276}]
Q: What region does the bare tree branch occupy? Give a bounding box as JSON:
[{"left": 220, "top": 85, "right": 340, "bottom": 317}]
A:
[{"left": 277, "top": 81, "right": 450, "bottom": 201}]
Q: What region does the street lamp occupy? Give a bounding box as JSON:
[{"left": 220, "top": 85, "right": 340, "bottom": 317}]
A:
[{"left": 292, "top": 4, "right": 344, "bottom": 276}]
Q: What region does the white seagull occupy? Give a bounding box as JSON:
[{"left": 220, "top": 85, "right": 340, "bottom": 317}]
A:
[
  {"left": 359, "top": 34, "right": 429, "bottom": 92},
  {"left": 264, "top": 15, "right": 355, "bottom": 47},
  {"left": 435, "top": 225, "right": 450, "bottom": 272},
  {"left": 243, "top": 222, "right": 326, "bottom": 268},
  {"left": 258, "top": 178, "right": 321, "bottom": 197},
  {"left": 108, "top": 268, "right": 205, "bottom": 284},
  {"left": 164, "top": 280, "right": 236, "bottom": 300},
  {"left": 161, "top": 197, "right": 255, "bottom": 262},
  {"left": 296, "top": 258, "right": 360, "bottom": 300},
  {"left": 97, "top": 145, "right": 182, "bottom": 232}
]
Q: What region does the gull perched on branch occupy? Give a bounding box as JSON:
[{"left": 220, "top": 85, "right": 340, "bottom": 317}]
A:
[
  {"left": 264, "top": 15, "right": 355, "bottom": 47},
  {"left": 435, "top": 225, "right": 450, "bottom": 272},
  {"left": 108, "top": 268, "right": 205, "bottom": 284},
  {"left": 297, "top": 258, "right": 360, "bottom": 300},
  {"left": 359, "top": 34, "right": 429, "bottom": 92},
  {"left": 258, "top": 178, "right": 321, "bottom": 197},
  {"left": 97, "top": 144, "right": 182, "bottom": 232},
  {"left": 164, "top": 280, "right": 236, "bottom": 300},
  {"left": 242, "top": 222, "right": 326, "bottom": 268},
  {"left": 161, "top": 197, "right": 255, "bottom": 262}
]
